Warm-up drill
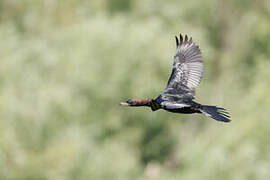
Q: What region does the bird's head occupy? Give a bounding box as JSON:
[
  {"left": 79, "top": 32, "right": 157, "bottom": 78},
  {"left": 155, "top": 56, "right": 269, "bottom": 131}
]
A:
[{"left": 120, "top": 98, "right": 151, "bottom": 106}]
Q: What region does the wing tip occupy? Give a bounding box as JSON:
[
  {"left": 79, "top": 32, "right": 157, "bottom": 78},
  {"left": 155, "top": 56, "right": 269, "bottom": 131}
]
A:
[
  {"left": 179, "top": 33, "right": 183, "bottom": 45},
  {"left": 178, "top": 33, "right": 193, "bottom": 45},
  {"left": 184, "top": 34, "right": 188, "bottom": 42},
  {"left": 175, "top": 36, "right": 179, "bottom": 47}
]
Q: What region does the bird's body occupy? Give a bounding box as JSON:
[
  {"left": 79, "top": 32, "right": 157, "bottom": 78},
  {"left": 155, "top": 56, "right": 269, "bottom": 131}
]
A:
[
  {"left": 154, "top": 95, "right": 201, "bottom": 114},
  {"left": 120, "top": 34, "right": 230, "bottom": 122}
]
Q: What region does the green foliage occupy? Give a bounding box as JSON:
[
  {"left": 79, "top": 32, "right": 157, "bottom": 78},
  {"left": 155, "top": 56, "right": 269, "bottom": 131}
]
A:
[
  {"left": 0, "top": 0, "right": 270, "bottom": 179},
  {"left": 140, "top": 119, "right": 175, "bottom": 164}
]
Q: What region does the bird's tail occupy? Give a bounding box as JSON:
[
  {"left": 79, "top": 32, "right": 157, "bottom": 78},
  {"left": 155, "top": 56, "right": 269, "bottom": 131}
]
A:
[{"left": 200, "top": 105, "right": 231, "bottom": 123}]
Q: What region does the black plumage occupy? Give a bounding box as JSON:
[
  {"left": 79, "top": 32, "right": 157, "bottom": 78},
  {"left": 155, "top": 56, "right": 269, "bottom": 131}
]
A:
[{"left": 120, "top": 34, "right": 230, "bottom": 122}]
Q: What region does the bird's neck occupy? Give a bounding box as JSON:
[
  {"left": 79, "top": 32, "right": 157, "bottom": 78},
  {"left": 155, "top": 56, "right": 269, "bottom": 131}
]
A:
[
  {"left": 131, "top": 98, "right": 151, "bottom": 106},
  {"left": 132, "top": 98, "right": 160, "bottom": 111}
]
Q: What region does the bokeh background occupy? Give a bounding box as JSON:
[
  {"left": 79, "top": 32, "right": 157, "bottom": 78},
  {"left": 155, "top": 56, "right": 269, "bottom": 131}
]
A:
[{"left": 0, "top": 0, "right": 270, "bottom": 179}]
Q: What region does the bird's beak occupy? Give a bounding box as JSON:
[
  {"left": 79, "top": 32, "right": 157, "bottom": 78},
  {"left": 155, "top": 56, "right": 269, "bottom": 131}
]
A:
[{"left": 120, "top": 101, "right": 130, "bottom": 106}]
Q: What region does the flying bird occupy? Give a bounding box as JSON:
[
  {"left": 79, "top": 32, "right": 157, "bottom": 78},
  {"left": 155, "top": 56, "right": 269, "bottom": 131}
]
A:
[{"left": 120, "top": 34, "right": 230, "bottom": 122}]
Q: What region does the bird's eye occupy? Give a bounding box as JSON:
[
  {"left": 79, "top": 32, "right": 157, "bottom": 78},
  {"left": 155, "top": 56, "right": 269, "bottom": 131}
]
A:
[{"left": 127, "top": 99, "right": 132, "bottom": 103}]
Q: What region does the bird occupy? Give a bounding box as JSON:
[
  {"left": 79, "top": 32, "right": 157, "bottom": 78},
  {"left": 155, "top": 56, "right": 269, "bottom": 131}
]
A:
[{"left": 120, "top": 34, "right": 230, "bottom": 122}]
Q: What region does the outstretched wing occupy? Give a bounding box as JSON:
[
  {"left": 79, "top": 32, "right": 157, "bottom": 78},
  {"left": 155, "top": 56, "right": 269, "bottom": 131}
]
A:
[{"left": 165, "top": 34, "right": 203, "bottom": 97}]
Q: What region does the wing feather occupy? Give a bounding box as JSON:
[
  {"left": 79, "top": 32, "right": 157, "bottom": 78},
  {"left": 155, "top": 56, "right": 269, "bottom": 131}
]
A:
[
  {"left": 165, "top": 34, "right": 203, "bottom": 96},
  {"left": 161, "top": 101, "right": 190, "bottom": 109}
]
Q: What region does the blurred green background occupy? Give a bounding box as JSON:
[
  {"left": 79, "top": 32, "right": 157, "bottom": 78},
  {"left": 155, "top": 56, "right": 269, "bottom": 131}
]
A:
[{"left": 0, "top": 0, "right": 270, "bottom": 179}]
